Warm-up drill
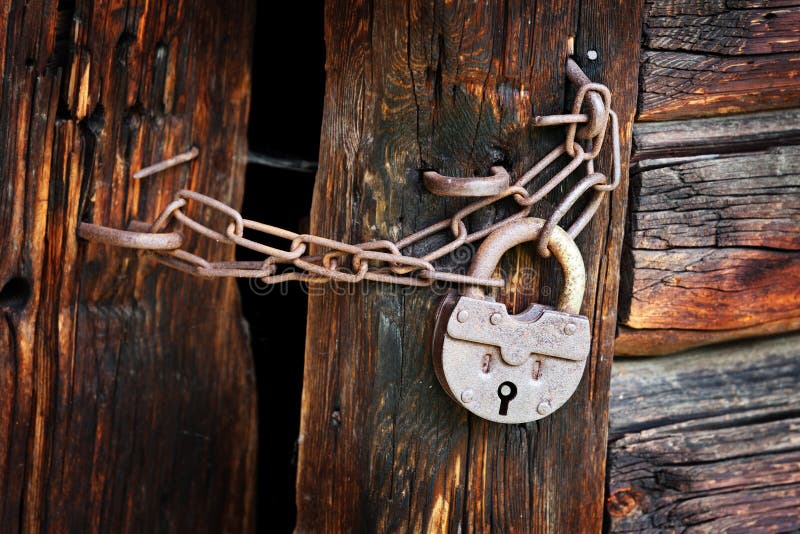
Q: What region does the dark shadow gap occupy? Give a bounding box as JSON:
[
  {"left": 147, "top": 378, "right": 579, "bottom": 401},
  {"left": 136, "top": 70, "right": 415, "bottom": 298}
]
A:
[{"left": 239, "top": 3, "right": 325, "bottom": 532}]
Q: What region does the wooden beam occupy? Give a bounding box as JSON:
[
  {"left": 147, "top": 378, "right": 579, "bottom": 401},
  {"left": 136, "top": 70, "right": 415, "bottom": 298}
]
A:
[
  {"left": 0, "top": 0, "right": 256, "bottom": 530},
  {"left": 631, "top": 109, "right": 800, "bottom": 161},
  {"left": 295, "top": 1, "right": 641, "bottom": 530},
  {"left": 638, "top": 0, "right": 800, "bottom": 121},
  {"left": 616, "top": 318, "right": 800, "bottom": 357},
  {"left": 622, "top": 247, "right": 800, "bottom": 330},
  {"left": 617, "top": 111, "right": 800, "bottom": 356},
  {"left": 606, "top": 332, "right": 800, "bottom": 532},
  {"left": 629, "top": 147, "right": 800, "bottom": 251}
]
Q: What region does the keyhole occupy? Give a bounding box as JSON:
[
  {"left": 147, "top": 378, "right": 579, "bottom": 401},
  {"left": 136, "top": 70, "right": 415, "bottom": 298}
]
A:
[{"left": 497, "top": 381, "right": 518, "bottom": 416}]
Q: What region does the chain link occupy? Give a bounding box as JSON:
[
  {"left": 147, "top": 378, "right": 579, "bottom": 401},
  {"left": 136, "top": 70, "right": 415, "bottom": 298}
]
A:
[{"left": 78, "top": 59, "right": 621, "bottom": 290}]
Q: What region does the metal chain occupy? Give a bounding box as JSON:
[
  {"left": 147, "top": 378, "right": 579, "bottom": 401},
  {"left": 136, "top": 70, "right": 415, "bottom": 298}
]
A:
[{"left": 78, "top": 59, "right": 620, "bottom": 289}]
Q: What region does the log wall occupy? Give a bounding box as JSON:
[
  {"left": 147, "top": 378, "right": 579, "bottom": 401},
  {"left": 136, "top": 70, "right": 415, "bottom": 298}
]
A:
[
  {"left": 617, "top": 110, "right": 800, "bottom": 355},
  {"left": 638, "top": 0, "right": 800, "bottom": 121},
  {"left": 606, "top": 332, "right": 800, "bottom": 532},
  {"left": 608, "top": 3, "right": 800, "bottom": 529},
  {"left": 617, "top": 0, "right": 800, "bottom": 355}
]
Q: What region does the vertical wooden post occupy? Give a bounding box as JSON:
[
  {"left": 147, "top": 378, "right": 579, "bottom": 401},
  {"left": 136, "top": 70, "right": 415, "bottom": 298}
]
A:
[
  {"left": 297, "top": 1, "right": 641, "bottom": 531},
  {"left": 0, "top": 0, "right": 256, "bottom": 531}
]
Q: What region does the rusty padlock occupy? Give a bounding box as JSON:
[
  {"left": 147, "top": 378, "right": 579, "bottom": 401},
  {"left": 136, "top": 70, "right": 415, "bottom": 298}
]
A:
[{"left": 432, "top": 218, "right": 590, "bottom": 423}]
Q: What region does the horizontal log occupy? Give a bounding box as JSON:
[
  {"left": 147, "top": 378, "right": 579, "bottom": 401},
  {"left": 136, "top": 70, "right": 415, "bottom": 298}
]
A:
[
  {"left": 644, "top": 1, "right": 800, "bottom": 55},
  {"left": 632, "top": 108, "right": 800, "bottom": 160},
  {"left": 606, "top": 332, "right": 800, "bottom": 532},
  {"left": 615, "top": 317, "right": 800, "bottom": 356},
  {"left": 638, "top": 0, "right": 800, "bottom": 120},
  {"left": 621, "top": 145, "right": 800, "bottom": 332},
  {"left": 629, "top": 146, "right": 800, "bottom": 250},
  {"left": 623, "top": 247, "right": 800, "bottom": 331},
  {"left": 639, "top": 51, "right": 800, "bottom": 121}
]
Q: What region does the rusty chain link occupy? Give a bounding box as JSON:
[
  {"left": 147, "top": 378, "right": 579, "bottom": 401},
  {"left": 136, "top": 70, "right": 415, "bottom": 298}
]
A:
[{"left": 78, "top": 59, "right": 620, "bottom": 289}]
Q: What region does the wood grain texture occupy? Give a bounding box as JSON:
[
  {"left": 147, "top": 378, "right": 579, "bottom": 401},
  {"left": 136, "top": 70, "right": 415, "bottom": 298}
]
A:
[
  {"left": 631, "top": 108, "right": 800, "bottom": 161},
  {"left": 0, "top": 0, "right": 257, "bottom": 531},
  {"left": 295, "top": 1, "right": 641, "bottom": 531},
  {"left": 616, "top": 317, "right": 800, "bottom": 356},
  {"left": 617, "top": 122, "right": 800, "bottom": 355},
  {"left": 606, "top": 332, "right": 800, "bottom": 532},
  {"left": 629, "top": 146, "right": 800, "bottom": 251},
  {"left": 623, "top": 248, "right": 800, "bottom": 329},
  {"left": 638, "top": 0, "right": 800, "bottom": 121}
]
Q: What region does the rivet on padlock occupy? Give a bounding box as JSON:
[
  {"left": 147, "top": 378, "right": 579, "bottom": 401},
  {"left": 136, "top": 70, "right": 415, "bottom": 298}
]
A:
[{"left": 432, "top": 217, "right": 591, "bottom": 424}]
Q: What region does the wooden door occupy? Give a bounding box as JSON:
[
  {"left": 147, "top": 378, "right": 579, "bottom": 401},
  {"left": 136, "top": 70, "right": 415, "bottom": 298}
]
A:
[
  {"left": 0, "top": 1, "right": 257, "bottom": 531},
  {"left": 296, "top": 1, "right": 642, "bottom": 531}
]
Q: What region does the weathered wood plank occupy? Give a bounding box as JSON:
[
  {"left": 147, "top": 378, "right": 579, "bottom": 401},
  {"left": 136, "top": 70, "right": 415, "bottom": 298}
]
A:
[
  {"left": 632, "top": 108, "right": 800, "bottom": 161},
  {"left": 616, "top": 317, "right": 800, "bottom": 356},
  {"left": 638, "top": 0, "right": 800, "bottom": 120},
  {"left": 630, "top": 146, "right": 800, "bottom": 250},
  {"left": 623, "top": 247, "right": 800, "bottom": 331},
  {"left": 606, "top": 332, "right": 800, "bottom": 532},
  {"left": 0, "top": 0, "right": 256, "bottom": 531},
  {"left": 640, "top": 51, "right": 800, "bottom": 121},
  {"left": 295, "top": 0, "right": 642, "bottom": 531},
  {"left": 644, "top": 1, "right": 800, "bottom": 55},
  {"left": 618, "top": 127, "right": 800, "bottom": 355}
]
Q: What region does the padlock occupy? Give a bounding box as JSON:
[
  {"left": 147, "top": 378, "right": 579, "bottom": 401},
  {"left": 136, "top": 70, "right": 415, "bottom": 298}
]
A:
[{"left": 432, "top": 217, "right": 590, "bottom": 423}]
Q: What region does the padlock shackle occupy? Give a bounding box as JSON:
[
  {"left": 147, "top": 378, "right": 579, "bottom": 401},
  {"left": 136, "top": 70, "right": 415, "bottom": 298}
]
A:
[{"left": 465, "top": 218, "right": 585, "bottom": 314}]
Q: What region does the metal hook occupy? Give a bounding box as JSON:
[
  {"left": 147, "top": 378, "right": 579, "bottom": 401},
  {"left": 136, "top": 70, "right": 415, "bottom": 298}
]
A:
[{"left": 77, "top": 222, "right": 183, "bottom": 250}]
